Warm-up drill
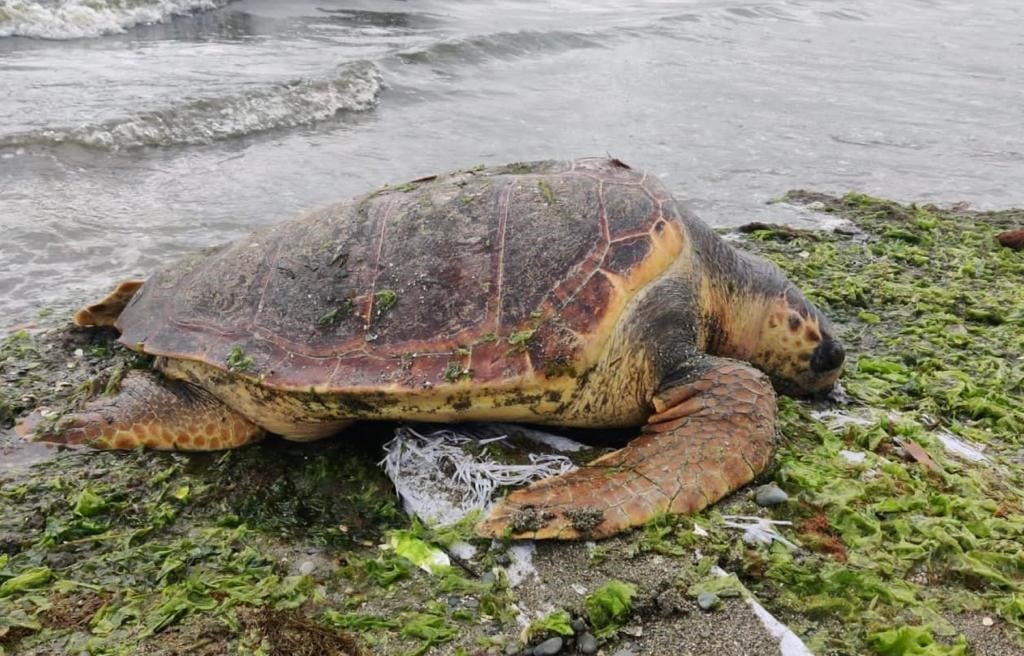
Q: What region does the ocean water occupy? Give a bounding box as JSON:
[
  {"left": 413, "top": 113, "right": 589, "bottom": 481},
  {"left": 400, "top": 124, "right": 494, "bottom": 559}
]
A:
[{"left": 1, "top": 0, "right": 1022, "bottom": 329}]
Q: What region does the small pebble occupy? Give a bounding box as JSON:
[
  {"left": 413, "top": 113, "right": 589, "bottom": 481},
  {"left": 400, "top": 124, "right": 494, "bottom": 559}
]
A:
[
  {"left": 755, "top": 483, "right": 789, "bottom": 506},
  {"left": 570, "top": 618, "right": 588, "bottom": 634},
  {"left": 697, "top": 591, "right": 720, "bottom": 611},
  {"left": 578, "top": 632, "right": 598, "bottom": 654},
  {"left": 982, "top": 616, "right": 994, "bottom": 627},
  {"left": 533, "top": 637, "right": 563, "bottom": 655},
  {"left": 481, "top": 571, "right": 497, "bottom": 585},
  {"left": 298, "top": 560, "right": 315, "bottom": 576}
]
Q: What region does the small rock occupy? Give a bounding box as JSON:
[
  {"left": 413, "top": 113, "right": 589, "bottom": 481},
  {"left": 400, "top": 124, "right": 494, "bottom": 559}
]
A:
[
  {"left": 533, "top": 637, "right": 563, "bottom": 655},
  {"left": 298, "top": 560, "right": 316, "bottom": 576},
  {"left": 570, "top": 618, "right": 588, "bottom": 634},
  {"left": 578, "top": 632, "right": 598, "bottom": 654},
  {"left": 982, "top": 616, "right": 994, "bottom": 627},
  {"left": 481, "top": 571, "right": 497, "bottom": 586},
  {"left": 755, "top": 483, "right": 789, "bottom": 506},
  {"left": 697, "top": 591, "right": 720, "bottom": 611},
  {"left": 505, "top": 641, "right": 522, "bottom": 656}
]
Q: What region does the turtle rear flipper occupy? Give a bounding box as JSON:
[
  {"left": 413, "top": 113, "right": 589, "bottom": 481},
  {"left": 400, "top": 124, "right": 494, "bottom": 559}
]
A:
[
  {"left": 74, "top": 279, "right": 145, "bottom": 327},
  {"left": 476, "top": 359, "right": 776, "bottom": 540},
  {"left": 19, "top": 370, "right": 265, "bottom": 451}
]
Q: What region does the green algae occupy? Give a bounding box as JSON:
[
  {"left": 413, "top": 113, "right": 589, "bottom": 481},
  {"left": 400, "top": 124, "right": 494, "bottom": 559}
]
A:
[
  {"left": 869, "top": 625, "right": 967, "bottom": 656},
  {"left": 374, "top": 289, "right": 398, "bottom": 317},
  {"left": 729, "top": 193, "right": 1024, "bottom": 653},
  {"left": 525, "top": 609, "right": 574, "bottom": 640},
  {"left": 537, "top": 180, "right": 556, "bottom": 206},
  {"left": 506, "top": 329, "right": 535, "bottom": 353},
  {"left": 584, "top": 579, "right": 635, "bottom": 638},
  {"left": 225, "top": 346, "right": 255, "bottom": 373},
  {"left": 0, "top": 435, "right": 400, "bottom": 654},
  {"left": 1, "top": 191, "right": 1022, "bottom": 655}
]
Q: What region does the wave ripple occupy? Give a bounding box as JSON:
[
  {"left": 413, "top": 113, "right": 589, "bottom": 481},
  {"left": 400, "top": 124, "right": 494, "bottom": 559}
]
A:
[{"left": 2, "top": 61, "right": 383, "bottom": 150}]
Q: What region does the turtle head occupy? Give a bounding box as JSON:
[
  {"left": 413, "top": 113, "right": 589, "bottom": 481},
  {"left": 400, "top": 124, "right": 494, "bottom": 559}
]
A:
[{"left": 752, "top": 286, "right": 845, "bottom": 396}]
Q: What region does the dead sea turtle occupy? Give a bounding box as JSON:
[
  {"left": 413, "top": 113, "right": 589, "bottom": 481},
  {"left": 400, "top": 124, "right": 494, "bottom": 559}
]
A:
[{"left": 22, "top": 158, "right": 844, "bottom": 539}]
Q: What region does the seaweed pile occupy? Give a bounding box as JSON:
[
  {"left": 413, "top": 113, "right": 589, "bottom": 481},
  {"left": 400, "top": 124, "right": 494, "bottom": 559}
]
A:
[{"left": 1, "top": 194, "right": 1021, "bottom": 655}]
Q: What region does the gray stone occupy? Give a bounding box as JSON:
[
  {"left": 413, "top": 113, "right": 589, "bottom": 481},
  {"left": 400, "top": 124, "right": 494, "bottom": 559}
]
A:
[
  {"left": 697, "top": 591, "right": 721, "bottom": 611},
  {"left": 570, "top": 618, "right": 587, "bottom": 634},
  {"left": 755, "top": 483, "right": 789, "bottom": 506},
  {"left": 577, "top": 632, "right": 598, "bottom": 654},
  {"left": 533, "top": 637, "right": 563, "bottom": 655},
  {"left": 298, "top": 560, "right": 315, "bottom": 576}
]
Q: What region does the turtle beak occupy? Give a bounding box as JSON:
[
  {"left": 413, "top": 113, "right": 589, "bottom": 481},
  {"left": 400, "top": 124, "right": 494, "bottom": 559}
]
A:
[{"left": 810, "top": 339, "right": 845, "bottom": 376}]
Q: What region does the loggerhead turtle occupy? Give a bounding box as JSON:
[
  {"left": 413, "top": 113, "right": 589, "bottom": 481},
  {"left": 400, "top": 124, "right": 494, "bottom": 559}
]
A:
[{"left": 23, "top": 158, "right": 845, "bottom": 539}]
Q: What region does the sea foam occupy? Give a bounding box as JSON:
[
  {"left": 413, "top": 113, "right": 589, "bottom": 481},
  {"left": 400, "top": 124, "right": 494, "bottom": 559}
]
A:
[
  {"left": 0, "top": 0, "right": 225, "bottom": 40},
  {"left": 1, "top": 60, "right": 383, "bottom": 150}
]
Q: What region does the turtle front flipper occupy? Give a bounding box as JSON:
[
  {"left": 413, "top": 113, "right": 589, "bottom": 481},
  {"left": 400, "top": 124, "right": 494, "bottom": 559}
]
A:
[
  {"left": 476, "top": 359, "right": 776, "bottom": 540},
  {"left": 18, "top": 370, "right": 265, "bottom": 451},
  {"left": 74, "top": 279, "right": 145, "bottom": 327}
]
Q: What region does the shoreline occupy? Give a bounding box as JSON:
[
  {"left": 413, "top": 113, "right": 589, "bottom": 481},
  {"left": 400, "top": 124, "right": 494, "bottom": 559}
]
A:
[{"left": 1, "top": 193, "right": 1022, "bottom": 656}]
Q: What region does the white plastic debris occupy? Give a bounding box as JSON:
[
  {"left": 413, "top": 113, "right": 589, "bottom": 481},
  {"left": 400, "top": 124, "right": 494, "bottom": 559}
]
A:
[
  {"left": 505, "top": 542, "right": 538, "bottom": 586},
  {"left": 722, "top": 515, "right": 798, "bottom": 550},
  {"left": 746, "top": 595, "right": 816, "bottom": 656},
  {"left": 465, "top": 422, "right": 590, "bottom": 453},
  {"left": 387, "top": 532, "right": 450, "bottom": 574},
  {"left": 936, "top": 431, "right": 989, "bottom": 463},
  {"left": 839, "top": 449, "right": 867, "bottom": 464},
  {"left": 710, "top": 567, "right": 814, "bottom": 656},
  {"left": 380, "top": 425, "right": 577, "bottom": 527},
  {"left": 449, "top": 541, "right": 477, "bottom": 560},
  {"left": 810, "top": 409, "right": 875, "bottom": 430}
]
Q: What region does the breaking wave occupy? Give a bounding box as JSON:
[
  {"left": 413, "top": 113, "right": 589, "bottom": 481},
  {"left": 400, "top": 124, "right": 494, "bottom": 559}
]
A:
[
  {"left": 0, "top": 0, "right": 227, "bottom": 40},
  {"left": 0, "top": 61, "right": 383, "bottom": 150}
]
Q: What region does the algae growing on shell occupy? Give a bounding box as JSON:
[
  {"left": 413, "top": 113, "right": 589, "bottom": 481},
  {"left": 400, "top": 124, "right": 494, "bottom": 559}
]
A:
[{"left": 0, "top": 193, "right": 1022, "bottom": 655}]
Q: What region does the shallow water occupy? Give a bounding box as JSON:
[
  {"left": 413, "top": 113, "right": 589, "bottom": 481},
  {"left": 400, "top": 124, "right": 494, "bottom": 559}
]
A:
[{"left": 1, "top": 0, "right": 1022, "bottom": 329}]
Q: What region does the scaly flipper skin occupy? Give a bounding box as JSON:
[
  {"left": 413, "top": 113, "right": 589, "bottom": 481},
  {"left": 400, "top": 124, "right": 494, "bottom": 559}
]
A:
[
  {"left": 19, "top": 371, "right": 265, "bottom": 451},
  {"left": 73, "top": 279, "right": 144, "bottom": 327},
  {"left": 476, "top": 359, "right": 776, "bottom": 540}
]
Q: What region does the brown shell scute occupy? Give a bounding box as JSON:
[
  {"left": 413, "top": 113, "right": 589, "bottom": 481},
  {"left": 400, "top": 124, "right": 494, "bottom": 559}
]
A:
[{"left": 115, "top": 158, "right": 687, "bottom": 391}]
